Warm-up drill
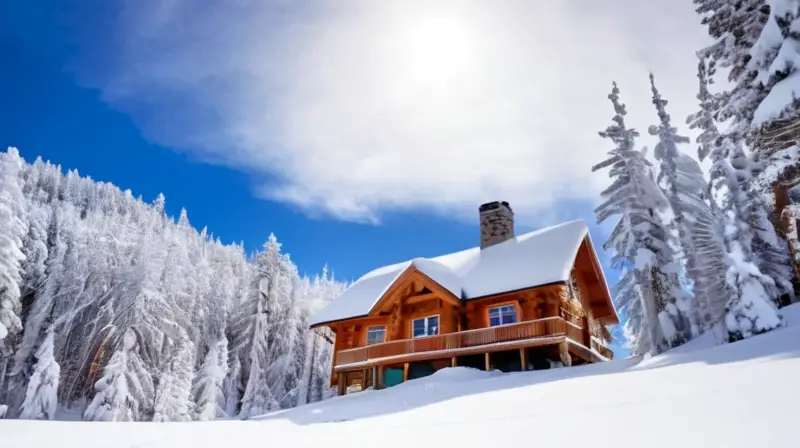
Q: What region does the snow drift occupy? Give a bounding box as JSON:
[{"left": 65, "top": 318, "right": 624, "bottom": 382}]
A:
[{"left": 3, "top": 303, "right": 799, "bottom": 447}]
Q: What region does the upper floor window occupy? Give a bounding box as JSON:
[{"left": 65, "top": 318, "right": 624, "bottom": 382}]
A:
[
  {"left": 488, "top": 304, "right": 517, "bottom": 327},
  {"left": 366, "top": 326, "right": 385, "bottom": 345},
  {"left": 412, "top": 315, "right": 439, "bottom": 338}
]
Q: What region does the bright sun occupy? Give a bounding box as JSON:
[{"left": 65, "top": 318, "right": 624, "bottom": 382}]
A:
[{"left": 406, "top": 16, "right": 473, "bottom": 83}]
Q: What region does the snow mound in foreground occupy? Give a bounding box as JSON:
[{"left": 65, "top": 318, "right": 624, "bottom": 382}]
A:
[{"left": 2, "top": 304, "right": 799, "bottom": 448}]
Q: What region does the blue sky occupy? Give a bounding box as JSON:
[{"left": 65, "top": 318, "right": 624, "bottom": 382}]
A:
[{"left": 2, "top": 1, "right": 709, "bottom": 357}]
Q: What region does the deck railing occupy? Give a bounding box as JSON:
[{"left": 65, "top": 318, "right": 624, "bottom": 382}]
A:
[{"left": 336, "top": 316, "right": 581, "bottom": 367}]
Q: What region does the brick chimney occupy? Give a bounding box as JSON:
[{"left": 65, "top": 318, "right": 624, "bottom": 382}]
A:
[{"left": 479, "top": 201, "right": 515, "bottom": 249}]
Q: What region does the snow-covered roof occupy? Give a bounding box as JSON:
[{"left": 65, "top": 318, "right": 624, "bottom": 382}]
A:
[{"left": 310, "top": 219, "right": 593, "bottom": 327}]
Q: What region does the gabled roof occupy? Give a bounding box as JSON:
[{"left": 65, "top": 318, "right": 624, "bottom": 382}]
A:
[{"left": 309, "top": 219, "right": 602, "bottom": 327}]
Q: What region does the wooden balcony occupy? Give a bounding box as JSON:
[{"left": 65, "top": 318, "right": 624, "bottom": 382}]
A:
[{"left": 335, "top": 316, "right": 592, "bottom": 369}]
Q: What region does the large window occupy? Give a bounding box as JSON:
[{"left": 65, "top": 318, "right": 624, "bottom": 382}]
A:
[
  {"left": 488, "top": 304, "right": 518, "bottom": 327},
  {"left": 366, "top": 326, "right": 385, "bottom": 345},
  {"left": 412, "top": 316, "right": 439, "bottom": 338}
]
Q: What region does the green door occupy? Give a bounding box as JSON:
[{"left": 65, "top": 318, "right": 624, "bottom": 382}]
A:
[{"left": 384, "top": 368, "right": 404, "bottom": 387}]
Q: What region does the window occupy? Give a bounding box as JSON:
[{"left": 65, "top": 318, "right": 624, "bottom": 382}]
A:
[
  {"left": 412, "top": 316, "right": 439, "bottom": 338},
  {"left": 488, "top": 304, "right": 518, "bottom": 327},
  {"left": 366, "top": 326, "right": 385, "bottom": 345}
]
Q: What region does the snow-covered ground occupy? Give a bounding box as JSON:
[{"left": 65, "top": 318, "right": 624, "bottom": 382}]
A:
[{"left": 4, "top": 304, "right": 800, "bottom": 448}]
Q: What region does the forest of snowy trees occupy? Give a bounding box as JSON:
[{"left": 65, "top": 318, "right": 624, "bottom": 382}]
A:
[
  {"left": 594, "top": 0, "right": 800, "bottom": 357},
  {"left": 0, "top": 148, "right": 346, "bottom": 421}
]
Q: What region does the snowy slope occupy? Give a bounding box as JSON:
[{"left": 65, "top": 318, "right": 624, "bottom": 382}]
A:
[{"left": 4, "top": 304, "right": 800, "bottom": 448}]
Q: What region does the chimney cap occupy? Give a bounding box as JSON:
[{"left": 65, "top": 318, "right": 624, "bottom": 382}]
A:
[{"left": 479, "top": 201, "right": 513, "bottom": 214}]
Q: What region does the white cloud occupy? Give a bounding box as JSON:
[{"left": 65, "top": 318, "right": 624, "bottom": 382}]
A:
[{"left": 70, "top": 0, "right": 711, "bottom": 224}]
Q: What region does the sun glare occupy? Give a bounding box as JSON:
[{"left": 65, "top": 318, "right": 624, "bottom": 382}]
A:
[{"left": 406, "top": 16, "right": 473, "bottom": 84}]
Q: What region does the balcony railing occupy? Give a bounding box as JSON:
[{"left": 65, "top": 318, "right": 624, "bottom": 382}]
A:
[{"left": 335, "top": 316, "right": 585, "bottom": 367}]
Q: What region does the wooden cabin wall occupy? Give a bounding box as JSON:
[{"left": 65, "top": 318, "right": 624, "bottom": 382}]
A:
[
  {"left": 463, "top": 284, "right": 568, "bottom": 329},
  {"left": 403, "top": 299, "right": 460, "bottom": 338}
]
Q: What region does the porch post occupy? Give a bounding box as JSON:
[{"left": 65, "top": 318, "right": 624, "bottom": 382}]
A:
[
  {"left": 451, "top": 357, "right": 457, "bottom": 368},
  {"left": 362, "top": 369, "right": 369, "bottom": 391},
  {"left": 484, "top": 352, "right": 491, "bottom": 371},
  {"left": 520, "top": 348, "right": 528, "bottom": 371},
  {"left": 376, "top": 365, "right": 385, "bottom": 389},
  {"left": 403, "top": 363, "right": 410, "bottom": 382},
  {"left": 337, "top": 372, "right": 346, "bottom": 396}
]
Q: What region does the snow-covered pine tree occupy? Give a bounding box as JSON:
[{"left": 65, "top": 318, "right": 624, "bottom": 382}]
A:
[
  {"left": 230, "top": 236, "right": 292, "bottom": 418},
  {"left": 687, "top": 59, "right": 785, "bottom": 340},
  {"left": 222, "top": 354, "right": 242, "bottom": 416},
  {"left": 748, "top": 0, "right": 800, "bottom": 130},
  {"left": 281, "top": 282, "right": 311, "bottom": 409},
  {"left": 695, "top": 0, "right": 771, "bottom": 136},
  {"left": 84, "top": 329, "right": 156, "bottom": 421},
  {"left": 683, "top": 58, "right": 736, "bottom": 330},
  {"left": 152, "top": 332, "right": 195, "bottom": 422},
  {"left": 0, "top": 148, "right": 28, "bottom": 395},
  {"left": 592, "top": 83, "right": 680, "bottom": 356},
  {"left": 696, "top": 0, "right": 799, "bottom": 305},
  {"left": 647, "top": 74, "right": 702, "bottom": 340},
  {"left": 193, "top": 336, "right": 229, "bottom": 421},
  {"left": 19, "top": 328, "right": 59, "bottom": 420},
  {"left": 264, "top": 254, "right": 300, "bottom": 410}
]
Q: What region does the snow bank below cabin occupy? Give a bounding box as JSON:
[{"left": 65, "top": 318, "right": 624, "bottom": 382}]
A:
[{"left": 2, "top": 303, "right": 799, "bottom": 448}]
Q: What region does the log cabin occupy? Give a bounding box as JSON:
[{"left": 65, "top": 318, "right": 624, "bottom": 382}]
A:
[{"left": 309, "top": 201, "right": 619, "bottom": 395}]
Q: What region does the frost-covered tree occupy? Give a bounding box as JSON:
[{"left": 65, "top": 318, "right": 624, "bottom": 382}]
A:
[
  {"left": 193, "top": 337, "right": 229, "bottom": 421},
  {"left": 592, "top": 83, "right": 681, "bottom": 356},
  {"left": 152, "top": 334, "right": 195, "bottom": 422},
  {"left": 695, "top": 0, "right": 772, "bottom": 135},
  {"left": 686, "top": 58, "right": 738, "bottom": 330},
  {"left": 232, "top": 235, "right": 293, "bottom": 417},
  {"left": 647, "top": 73, "right": 701, "bottom": 340},
  {"left": 222, "top": 354, "right": 242, "bottom": 416},
  {"left": 18, "top": 328, "right": 59, "bottom": 420},
  {"left": 84, "top": 329, "right": 156, "bottom": 421},
  {"left": 0, "top": 148, "right": 28, "bottom": 394},
  {"left": 748, "top": 0, "right": 800, "bottom": 128},
  {"left": 687, "top": 60, "right": 785, "bottom": 340}
]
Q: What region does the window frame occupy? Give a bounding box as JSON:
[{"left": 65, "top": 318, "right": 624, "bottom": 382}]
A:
[
  {"left": 487, "top": 303, "right": 519, "bottom": 327},
  {"left": 365, "top": 325, "right": 386, "bottom": 345},
  {"left": 411, "top": 315, "right": 440, "bottom": 338}
]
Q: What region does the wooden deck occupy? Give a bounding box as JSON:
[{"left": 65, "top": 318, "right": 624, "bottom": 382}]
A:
[{"left": 334, "top": 316, "right": 612, "bottom": 371}]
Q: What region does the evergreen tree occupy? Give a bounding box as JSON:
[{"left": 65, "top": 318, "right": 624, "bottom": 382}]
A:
[
  {"left": 18, "top": 328, "right": 59, "bottom": 420},
  {"left": 193, "top": 337, "right": 229, "bottom": 421},
  {"left": 0, "top": 148, "right": 28, "bottom": 395},
  {"left": 84, "top": 329, "right": 156, "bottom": 421},
  {"left": 152, "top": 334, "right": 195, "bottom": 422},
  {"left": 687, "top": 60, "right": 785, "bottom": 340},
  {"left": 647, "top": 73, "right": 700, "bottom": 341},
  {"left": 696, "top": 1, "right": 799, "bottom": 307},
  {"left": 222, "top": 354, "right": 242, "bottom": 417},
  {"left": 592, "top": 83, "right": 680, "bottom": 356}
]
